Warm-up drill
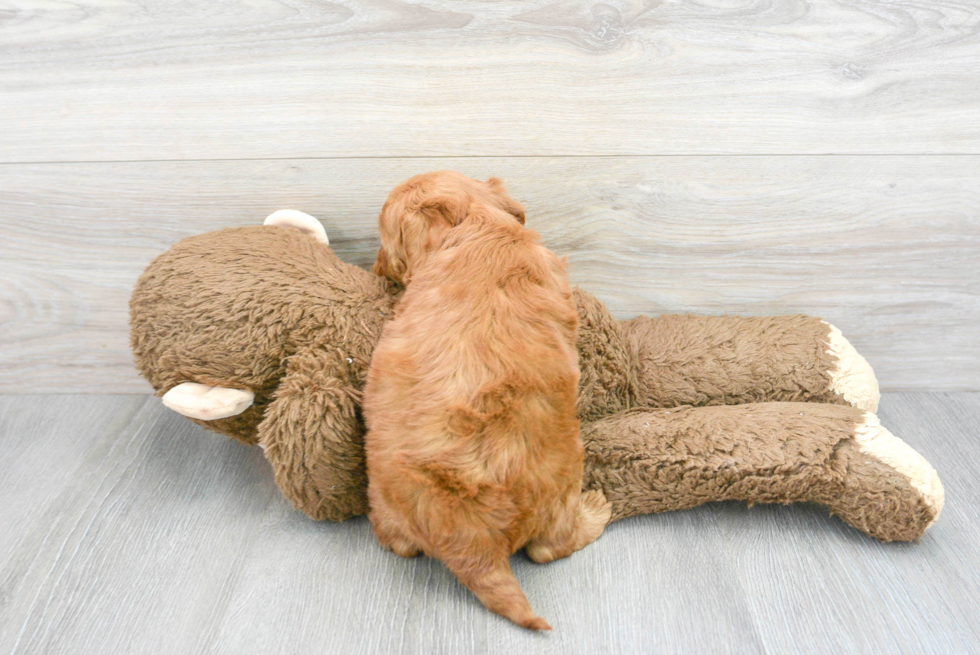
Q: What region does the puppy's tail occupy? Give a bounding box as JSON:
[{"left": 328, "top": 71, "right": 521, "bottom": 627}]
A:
[{"left": 442, "top": 551, "right": 551, "bottom": 631}]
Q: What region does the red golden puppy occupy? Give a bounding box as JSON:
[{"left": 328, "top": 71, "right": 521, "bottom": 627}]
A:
[{"left": 364, "top": 171, "right": 611, "bottom": 630}]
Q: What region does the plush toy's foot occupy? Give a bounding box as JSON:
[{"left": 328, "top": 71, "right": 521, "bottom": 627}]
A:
[
  {"left": 162, "top": 382, "right": 255, "bottom": 421},
  {"left": 264, "top": 209, "right": 329, "bottom": 245},
  {"left": 823, "top": 322, "right": 880, "bottom": 412},
  {"left": 839, "top": 412, "right": 945, "bottom": 537}
]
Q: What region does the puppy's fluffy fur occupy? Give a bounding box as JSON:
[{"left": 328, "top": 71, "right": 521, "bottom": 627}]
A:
[{"left": 364, "top": 171, "right": 610, "bottom": 630}]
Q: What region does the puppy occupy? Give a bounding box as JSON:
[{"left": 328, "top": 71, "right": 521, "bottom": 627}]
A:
[{"left": 364, "top": 171, "right": 610, "bottom": 630}]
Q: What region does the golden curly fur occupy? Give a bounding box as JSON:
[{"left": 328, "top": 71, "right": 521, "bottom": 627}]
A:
[{"left": 364, "top": 172, "right": 610, "bottom": 630}]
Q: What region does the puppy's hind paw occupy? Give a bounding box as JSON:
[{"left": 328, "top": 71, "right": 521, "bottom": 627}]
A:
[
  {"left": 577, "top": 489, "right": 613, "bottom": 545},
  {"left": 389, "top": 539, "right": 422, "bottom": 558},
  {"left": 526, "top": 489, "right": 612, "bottom": 564}
]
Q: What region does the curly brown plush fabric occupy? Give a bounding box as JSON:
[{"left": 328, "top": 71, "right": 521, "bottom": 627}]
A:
[
  {"left": 130, "top": 224, "right": 943, "bottom": 540},
  {"left": 626, "top": 313, "right": 846, "bottom": 408},
  {"left": 583, "top": 403, "right": 934, "bottom": 542}
]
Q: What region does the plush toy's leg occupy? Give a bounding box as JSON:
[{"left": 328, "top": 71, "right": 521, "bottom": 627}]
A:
[
  {"left": 161, "top": 382, "right": 255, "bottom": 421},
  {"left": 582, "top": 403, "right": 943, "bottom": 542},
  {"left": 624, "top": 314, "right": 880, "bottom": 412},
  {"left": 256, "top": 346, "right": 367, "bottom": 521},
  {"left": 264, "top": 209, "right": 330, "bottom": 245}
]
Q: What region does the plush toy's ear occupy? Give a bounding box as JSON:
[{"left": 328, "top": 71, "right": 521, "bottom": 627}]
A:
[{"left": 264, "top": 210, "right": 329, "bottom": 245}]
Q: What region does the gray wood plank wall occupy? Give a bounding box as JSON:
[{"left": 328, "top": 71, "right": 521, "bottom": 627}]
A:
[
  {"left": 1, "top": 1, "right": 978, "bottom": 393},
  {"left": 4, "top": 0, "right": 980, "bottom": 160}
]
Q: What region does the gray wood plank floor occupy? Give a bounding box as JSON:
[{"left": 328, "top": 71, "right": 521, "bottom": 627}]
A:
[{"left": 1, "top": 392, "right": 977, "bottom": 654}]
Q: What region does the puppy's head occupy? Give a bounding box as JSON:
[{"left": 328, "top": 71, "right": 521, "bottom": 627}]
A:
[{"left": 373, "top": 171, "right": 525, "bottom": 284}]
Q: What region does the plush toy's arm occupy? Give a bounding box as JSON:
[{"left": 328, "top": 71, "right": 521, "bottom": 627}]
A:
[
  {"left": 582, "top": 402, "right": 943, "bottom": 542},
  {"left": 624, "top": 313, "right": 880, "bottom": 412},
  {"left": 257, "top": 346, "right": 368, "bottom": 522}
]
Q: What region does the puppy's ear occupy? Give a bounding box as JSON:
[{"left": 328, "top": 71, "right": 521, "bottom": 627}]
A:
[
  {"left": 501, "top": 197, "right": 525, "bottom": 225},
  {"left": 419, "top": 192, "right": 469, "bottom": 227},
  {"left": 486, "top": 177, "right": 526, "bottom": 224},
  {"left": 376, "top": 196, "right": 414, "bottom": 283},
  {"left": 372, "top": 246, "right": 407, "bottom": 282}
]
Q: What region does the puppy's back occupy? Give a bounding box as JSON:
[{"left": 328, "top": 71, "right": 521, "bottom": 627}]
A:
[{"left": 365, "top": 205, "right": 582, "bottom": 631}]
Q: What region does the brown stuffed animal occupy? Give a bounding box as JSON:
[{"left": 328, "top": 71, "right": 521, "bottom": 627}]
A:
[{"left": 129, "top": 211, "right": 944, "bottom": 543}]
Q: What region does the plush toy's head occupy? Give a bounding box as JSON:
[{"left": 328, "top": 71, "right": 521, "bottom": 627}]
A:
[
  {"left": 129, "top": 222, "right": 397, "bottom": 445},
  {"left": 374, "top": 171, "right": 526, "bottom": 284}
]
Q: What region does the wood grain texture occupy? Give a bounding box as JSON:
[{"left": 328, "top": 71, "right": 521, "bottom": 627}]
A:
[
  {"left": 2, "top": 156, "right": 978, "bottom": 393},
  {"left": 0, "top": 395, "right": 141, "bottom": 572},
  {"left": 1, "top": 0, "right": 979, "bottom": 162},
  {"left": 0, "top": 395, "right": 278, "bottom": 655},
  {"left": 714, "top": 392, "right": 980, "bottom": 654},
  {"left": 209, "top": 506, "right": 767, "bottom": 655},
  {"left": 0, "top": 393, "right": 976, "bottom": 653}
]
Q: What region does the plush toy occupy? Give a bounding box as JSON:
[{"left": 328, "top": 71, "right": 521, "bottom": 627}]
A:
[{"left": 130, "top": 211, "right": 944, "bottom": 542}]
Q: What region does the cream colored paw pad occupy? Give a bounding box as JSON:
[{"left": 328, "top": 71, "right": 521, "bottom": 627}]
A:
[
  {"left": 264, "top": 209, "right": 329, "bottom": 245},
  {"left": 162, "top": 382, "right": 255, "bottom": 421},
  {"left": 823, "top": 322, "right": 880, "bottom": 412}
]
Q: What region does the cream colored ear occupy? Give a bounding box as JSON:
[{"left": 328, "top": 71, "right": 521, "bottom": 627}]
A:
[
  {"left": 162, "top": 382, "right": 254, "bottom": 421},
  {"left": 263, "top": 209, "right": 329, "bottom": 245}
]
